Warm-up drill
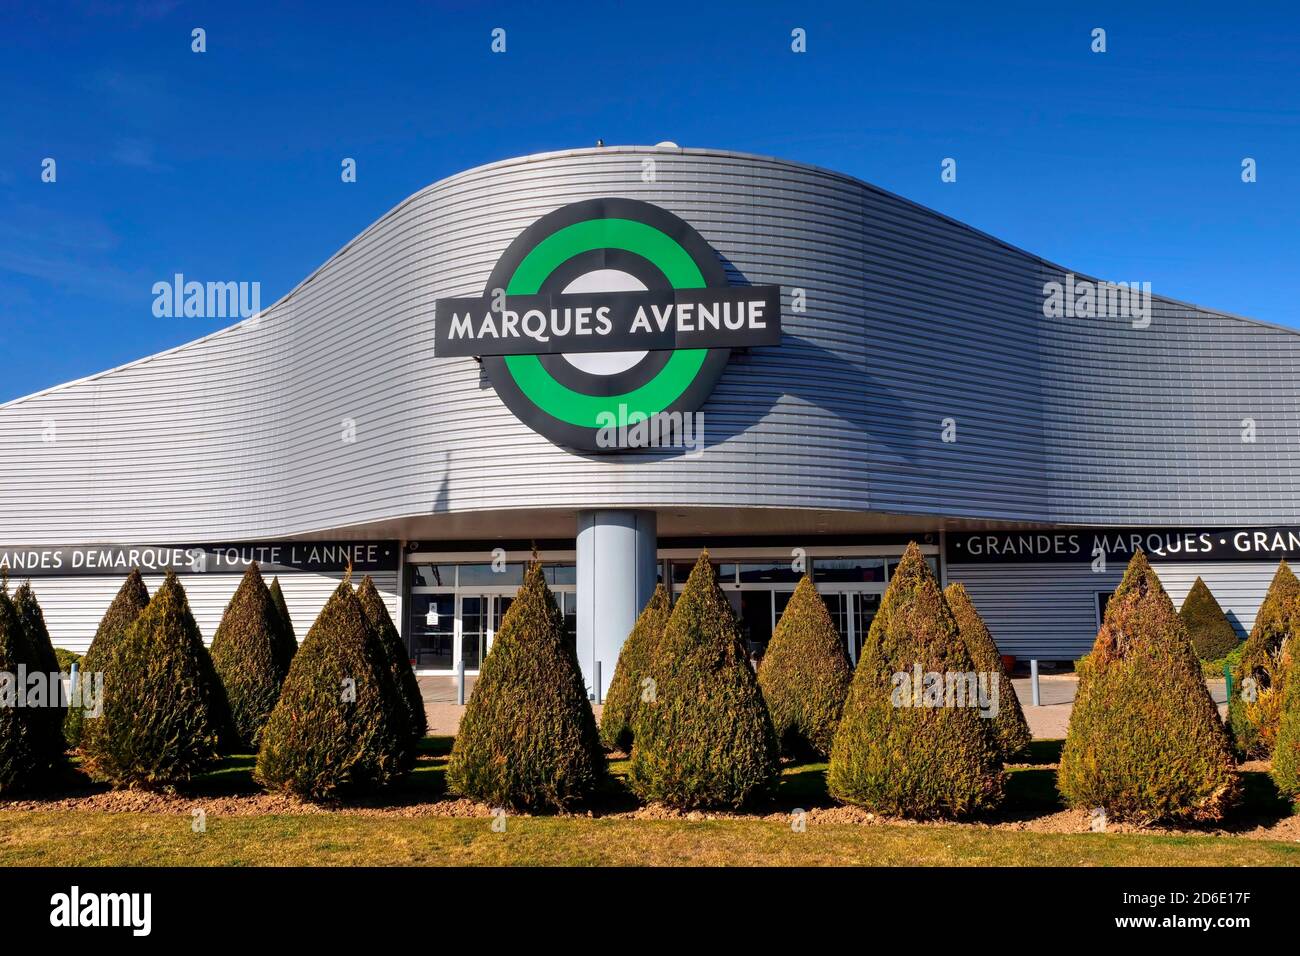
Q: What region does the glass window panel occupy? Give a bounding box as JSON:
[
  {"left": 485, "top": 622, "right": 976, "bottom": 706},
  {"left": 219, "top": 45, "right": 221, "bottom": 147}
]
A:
[
  {"left": 737, "top": 562, "right": 799, "bottom": 584},
  {"left": 457, "top": 562, "right": 525, "bottom": 587},
  {"left": 560, "top": 592, "right": 577, "bottom": 657},
  {"left": 461, "top": 596, "right": 485, "bottom": 669},
  {"left": 544, "top": 564, "right": 576, "bottom": 587},
  {"left": 820, "top": 593, "right": 849, "bottom": 650},
  {"left": 813, "top": 558, "right": 885, "bottom": 583},
  {"left": 735, "top": 591, "right": 766, "bottom": 661},
  {"left": 408, "top": 564, "right": 454, "bottom": 588},
  {"left": 853, "top": 593, "right": 882, "bottom": 662},
  {"left": 493, "top": 596, "right": 515, "bottom": 633},
  {"left": 773, "top": 589, "right": 795, "bottom": 621},
  {"left": 1096, "top": 591, "right": 1113, "bottom": 627},
  {"left": 406, "top": 593, "right": 454, "bottom": 670},
  {"left": 672, "top": 560, "right": 726, "bottom": 584},
  {"left": 885, "top": 556, "right": 939, "bottom": 579}
]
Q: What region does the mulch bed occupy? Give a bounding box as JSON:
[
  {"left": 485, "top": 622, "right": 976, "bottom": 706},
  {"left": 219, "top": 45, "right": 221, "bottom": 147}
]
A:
[{"left": 3, "top": 755, "right": 1296, "bottom": 842}]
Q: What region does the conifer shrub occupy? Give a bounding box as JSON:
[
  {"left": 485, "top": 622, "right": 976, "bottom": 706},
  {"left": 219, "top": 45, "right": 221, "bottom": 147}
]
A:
[
  {"left": 600, "top": 584, "right": 670, "bottom": 752},
  {"left": 1229, "top": 561, "right": 1299, "bottom": 757},
  {"left": 54, "top": 648, "right": 81, "bottom": 672},
  {"left": 448, "top": 562, "right": 604, "bottom": 809},
  {"left": 267, "top": 576, "right": 297, "bottom": 661},
  {"left": 358, "top": 575, "right": 427, "bottom": 744},
  {"left": 1179, "top": 577, "right": 1241, "bottom": 662},
  {"left": 1058, "top": 551, "right": 1239, "bottom": 824},
  {"left": 757, "top": 575, "right": 852, "bottom": 759},
  {"left": 827, "top": 544, "right": 1004, "bottom": 818},
  {"left": 65, "top": 570, "right": 149, "bottom": 747},
  {"left": 255, "top": 579, "right": 411, "bottom": 799},
  {"left": 1272, "top": 615, "right": 1300, "bottom": 800},
  {"left": 209, "top": 563, "right": 295, "bottom": 750},
  {"left": 945, "top": 582, "right": 1032, "bottom": 761},
  {"left": 0, "top": 589, "right": 42, "bottom": 794},
  {"left": 11, "top": 582, "right": 66, "bottom": 768},
  {"left": 627, "top": 552, "right": 778, "bottom": 809},
  {"left": 80, "top": 572, "right": 227, "bottom": 789}
]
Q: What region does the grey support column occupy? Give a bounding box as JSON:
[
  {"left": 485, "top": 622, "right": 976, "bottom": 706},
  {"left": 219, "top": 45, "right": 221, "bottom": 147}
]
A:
[{"left": 576, "top": 509, "right": 658, "bottom": 699}]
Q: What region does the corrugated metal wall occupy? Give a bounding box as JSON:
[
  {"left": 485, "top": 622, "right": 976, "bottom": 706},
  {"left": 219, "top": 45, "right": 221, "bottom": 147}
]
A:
[
  {"left": 948, "top": 559, "right": 1275, "bottom": 660},
  {"left": 1, "top": 145, "right": 1297, "bottom": 544},
  {"left": 24, "top": 572, "right": 399, "bottom": 656}
]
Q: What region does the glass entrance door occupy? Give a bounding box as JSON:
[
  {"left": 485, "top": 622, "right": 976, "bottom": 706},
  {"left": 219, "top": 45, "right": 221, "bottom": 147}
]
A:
[
  {"left": 407, "top": 592, "right": 455, "bottom": 671},
  {"left": 406, "top": 593, "right": 493, "bottom": 674},
  {"left": 849, "top": 592, "right": 882, "bottom": 665},
  {"left": 459, "top": 595, "right": 489, "bottom": 672}
]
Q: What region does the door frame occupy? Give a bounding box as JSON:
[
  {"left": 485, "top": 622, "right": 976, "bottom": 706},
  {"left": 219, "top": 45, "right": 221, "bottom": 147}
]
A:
[{"left": 411, "top": 587, "right": 575, "bottom": 676}]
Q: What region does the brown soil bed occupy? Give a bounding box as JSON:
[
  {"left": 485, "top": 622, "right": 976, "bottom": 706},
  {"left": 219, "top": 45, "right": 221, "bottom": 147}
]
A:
[{"left": 4, "top": 756, "right": 1296, "bottom": 841}]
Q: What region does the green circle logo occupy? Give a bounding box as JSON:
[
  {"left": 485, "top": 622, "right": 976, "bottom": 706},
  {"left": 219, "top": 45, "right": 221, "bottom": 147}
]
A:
[{"left": 474, "top": 198, "right": 742, "bottom": 452}]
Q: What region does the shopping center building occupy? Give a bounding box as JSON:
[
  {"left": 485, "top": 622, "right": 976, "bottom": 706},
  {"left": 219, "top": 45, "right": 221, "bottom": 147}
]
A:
[{"left": 3, "top": 145, "right": 1299, "bottom": 695}]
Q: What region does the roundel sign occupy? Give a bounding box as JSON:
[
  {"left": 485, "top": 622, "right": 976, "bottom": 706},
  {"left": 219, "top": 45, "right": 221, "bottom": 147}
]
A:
[{"left": 434, "top": 198, "right": 780, "bottom": 452}]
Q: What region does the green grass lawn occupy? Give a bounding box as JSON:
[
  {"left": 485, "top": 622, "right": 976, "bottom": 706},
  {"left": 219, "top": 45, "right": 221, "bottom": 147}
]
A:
[
  {"left": 5, "top": 811, "right": 1298, "bottom": 866},
  {"left": 1, "top": 738, "right": 1296, "bottom": 866}
]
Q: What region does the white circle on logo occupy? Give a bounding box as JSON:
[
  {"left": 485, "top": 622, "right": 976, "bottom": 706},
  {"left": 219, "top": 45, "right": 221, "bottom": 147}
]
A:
[{"left": 560, "top": 270, "right": 648, "bottom": 375}]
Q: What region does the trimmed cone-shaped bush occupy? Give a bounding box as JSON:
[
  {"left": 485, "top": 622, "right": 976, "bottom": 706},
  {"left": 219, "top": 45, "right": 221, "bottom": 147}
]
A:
[
  {"left": 255, "top": 580, "right": 410, "bottom": 799},
  {"left": 267, "top": 576, "right": 297, "bottom": 660},
  {"left": 54, "top": 648, "right": 80, "bottom": 672},
  {"left": 1229, "top": 561, "right": 1299, "bottom": 757},
  {"left": 65, "top": 570, "right": 149, "bottom": 747},
  {"left": 80, "top": 572, "right": 227, "bottom": 789},
  {"left": 448, "top": 563, "right": 604, "bottom": 809},
  {"left": 1058, "top": 551, "right": 1239, "bottom": 824},
  {"left": 209, "top": 563, "right": 294, "bottom": 750},
  {"left": 0, "top": 588, "right": 49, "bottom": 794},
  {"left": 358, "top": 575, "right": 427, "bottom": 744},
  {"left": 1272, "top": 610, "right": 1300, "bottom": 799},
  {"left": 945, "top": 582, "right": 1032, "bottom": 761},
  {"left": 757, "top": 575, "right": 852, "bottom": 759},
  {"left": 1180, "top": 577, "right": 1241, "bottom": 662},
  {"left": 627, "top": 552, "right": 778, "bottom": 809},
  {"left": 828, "top": 544, "right": 1003, "bottom": 818},
  {"left": 11, "top": 582, "right": 66, "bottom": 769},
  {"left": 600, "top": 584, "right": 671, "bottom": 752}
]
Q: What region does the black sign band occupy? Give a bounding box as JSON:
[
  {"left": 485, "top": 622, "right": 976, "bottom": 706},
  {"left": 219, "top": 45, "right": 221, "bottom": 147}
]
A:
[
  {"left": 947, "top": 527, "right": 1300, "bottom": 564},
  {"left": 0, "top": 541, "right": 400, "bottom": 577},
  {"left": 435, "top": 286, "right": 781, "bottom": 357}
]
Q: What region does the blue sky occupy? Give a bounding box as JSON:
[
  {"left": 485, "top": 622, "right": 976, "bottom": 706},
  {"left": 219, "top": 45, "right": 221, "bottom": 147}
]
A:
[{"left": 2, "top": 0, "right": 1297, "bottom": 403}]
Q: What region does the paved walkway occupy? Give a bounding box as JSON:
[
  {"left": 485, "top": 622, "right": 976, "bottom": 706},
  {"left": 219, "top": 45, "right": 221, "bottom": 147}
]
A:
[
  {"left": 1010, "top": 674, "right": 1227, "bottom": 739},
  {"left": 418, "top": 675, "right": 1230, "bottom": 740}
]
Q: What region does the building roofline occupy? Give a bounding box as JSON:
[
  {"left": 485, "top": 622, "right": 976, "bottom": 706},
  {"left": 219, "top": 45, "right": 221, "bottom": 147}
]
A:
[{"left": 4, "top": 144, "right": 1295, "bottom": 411}]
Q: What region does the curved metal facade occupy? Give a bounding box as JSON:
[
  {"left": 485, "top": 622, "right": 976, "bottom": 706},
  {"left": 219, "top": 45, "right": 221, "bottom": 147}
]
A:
[{"left": 3, "top": 145, "right": 1299, "bottom": 545}]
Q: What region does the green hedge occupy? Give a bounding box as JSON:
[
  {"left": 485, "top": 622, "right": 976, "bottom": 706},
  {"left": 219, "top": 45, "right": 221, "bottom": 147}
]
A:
[
  {"left": 757, "top": 574, "right": 852, "bottom": 759},
  {"left": 1229, "top": 561, "right": 1300, "bottom": 758},
  {"left": 11, "top": 582, "right": 67, "bottom": 770},
  {"left": 358, "top": 575, "right": 427, "bottom": 745},
  {"left": 255, "top": 579, "right": 411, "bottom": 799},
  {"left": 1058, "top": 550, "right": 1239, "bottom": 824},
  {"left": 0, "top": 587, "right": 63, "bottom": 794},
  {"left": 1179, "top": 577, "right": 1241, "bottom": 662},
  {"left": 627, "top": 551, "right": 778, "bottom": 809},
  {"left": 828, "top": 543, "right": 1004, "bottom": 818},
  {"left": 80, "top": 573, "right": 227, "bottom": 789},
  {"left": 945, "top": 582, "right": 1032, "bottom": 761},
  {"left": 209, "top": 563, "right": 295, "bottom": 750},
  {"left": 1272, "top": 632, "right": 1300, "bottom": 800},
  {"left": 65, "top": 570, "right": 149, "bottom": 748},
  {"left": 600, "top": 584, "right": 670, "bottom": 752},
  {"left": 267, "top": 576, "right": 297, "bottom": 661},
  {"left": 448, "top": 562, "right": 604, "bottom": 809}
]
